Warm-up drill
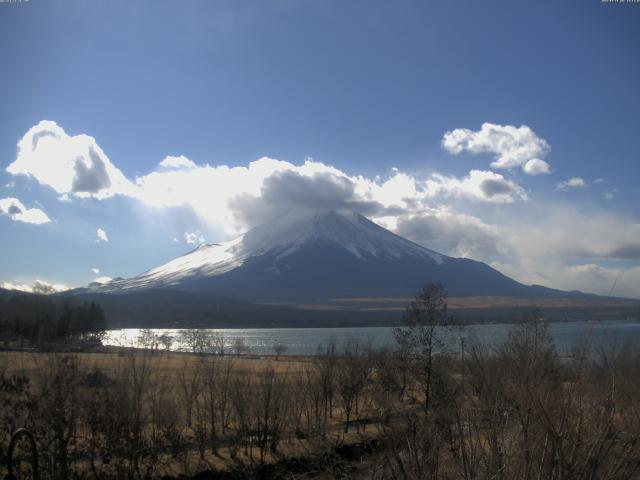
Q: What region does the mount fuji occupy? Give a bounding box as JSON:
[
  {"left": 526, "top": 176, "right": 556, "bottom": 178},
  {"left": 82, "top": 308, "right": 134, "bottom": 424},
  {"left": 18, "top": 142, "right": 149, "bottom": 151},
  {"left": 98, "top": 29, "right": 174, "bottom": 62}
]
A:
[{"left": 88, "top": 210, "right": 570, "bottom": 302}]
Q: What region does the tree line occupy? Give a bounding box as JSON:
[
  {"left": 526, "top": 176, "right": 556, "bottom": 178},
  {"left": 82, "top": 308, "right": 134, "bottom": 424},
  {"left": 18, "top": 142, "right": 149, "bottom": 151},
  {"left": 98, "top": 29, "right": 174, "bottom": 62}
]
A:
[{"left": 0, "top": 293, "right": 108, "bottom": 346}]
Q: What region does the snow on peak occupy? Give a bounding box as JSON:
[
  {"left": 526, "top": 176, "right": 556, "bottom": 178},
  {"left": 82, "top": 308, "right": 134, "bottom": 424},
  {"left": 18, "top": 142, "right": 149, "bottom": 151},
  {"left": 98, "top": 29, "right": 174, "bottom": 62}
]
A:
[
  {"left": 92, "top": 210, "right": 444, "bottom": 292},
  {"left": 245, "top": 209, "right": 444, "bottom": 262}
]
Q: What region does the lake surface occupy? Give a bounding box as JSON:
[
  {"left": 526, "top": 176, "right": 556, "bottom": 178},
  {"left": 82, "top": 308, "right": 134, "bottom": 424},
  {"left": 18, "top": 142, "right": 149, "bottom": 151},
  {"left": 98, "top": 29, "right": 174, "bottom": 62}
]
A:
[{"left": 105, "top": 319, "right": 640, "bottom": 356}]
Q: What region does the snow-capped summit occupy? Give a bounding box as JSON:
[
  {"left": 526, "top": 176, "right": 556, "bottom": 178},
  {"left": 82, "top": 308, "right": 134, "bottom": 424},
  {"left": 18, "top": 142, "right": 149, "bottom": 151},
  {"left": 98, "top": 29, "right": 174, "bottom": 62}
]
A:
[
  {"left": 91, "top": 210, "right": 550, "bottom": 301},
  {"left": 94, "top": 211, "right": 441, "bottom": 292},
  {"left": 241, "top": 210, "right": 444, "bottom": 262}
]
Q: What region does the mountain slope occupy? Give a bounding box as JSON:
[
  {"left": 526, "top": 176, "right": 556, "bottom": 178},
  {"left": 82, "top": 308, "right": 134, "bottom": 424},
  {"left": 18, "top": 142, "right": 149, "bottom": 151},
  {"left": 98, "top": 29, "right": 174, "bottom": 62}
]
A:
[{"left": 88, "top": 210, "right": 578, "bottom": 302}]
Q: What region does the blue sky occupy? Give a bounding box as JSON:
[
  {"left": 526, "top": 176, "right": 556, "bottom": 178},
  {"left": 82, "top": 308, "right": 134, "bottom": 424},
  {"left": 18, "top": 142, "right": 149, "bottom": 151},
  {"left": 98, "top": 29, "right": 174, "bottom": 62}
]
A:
[{"left": 1, "top": 0, "right": 639, "bottom": 297}]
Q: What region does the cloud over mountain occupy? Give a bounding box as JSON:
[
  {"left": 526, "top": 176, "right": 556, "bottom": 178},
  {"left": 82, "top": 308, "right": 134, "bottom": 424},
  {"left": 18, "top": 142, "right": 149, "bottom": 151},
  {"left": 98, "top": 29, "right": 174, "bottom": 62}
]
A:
[
  {"left": 4, "top": 120, "right": 639, "bottom": 298},
  {"left": 395, "top": 210, "right": 501, "bottom": 259},
  {"left": 5, "top": 121, "right": 531, "bottom": 237}
]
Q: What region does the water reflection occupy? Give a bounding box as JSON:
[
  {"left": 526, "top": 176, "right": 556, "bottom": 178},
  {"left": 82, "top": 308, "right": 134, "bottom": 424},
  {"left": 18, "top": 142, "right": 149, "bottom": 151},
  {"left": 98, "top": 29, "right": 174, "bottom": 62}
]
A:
[{"left": 104, "top": 319, "right": 640, "bottom": 356}]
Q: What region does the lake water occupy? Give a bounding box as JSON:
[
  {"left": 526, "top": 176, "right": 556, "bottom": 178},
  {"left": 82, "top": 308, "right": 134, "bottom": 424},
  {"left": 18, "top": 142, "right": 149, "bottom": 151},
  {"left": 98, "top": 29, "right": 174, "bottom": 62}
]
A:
[{"left": 105, "top": 319, "right": 640, "bottom": 356}]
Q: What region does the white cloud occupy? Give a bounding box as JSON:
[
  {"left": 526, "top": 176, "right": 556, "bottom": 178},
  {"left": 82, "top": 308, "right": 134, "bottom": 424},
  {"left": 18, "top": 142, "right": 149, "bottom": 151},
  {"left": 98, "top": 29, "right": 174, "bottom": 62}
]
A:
[
  {"left": 184, "top": 231, "right": 205, "bottom": 245},
  {"left": 557, "top": 177, "right": 586, "bottom": 191},
  {"left": 523, "top": 158, "right": 551, "bottom": 176},
  {"left": 135, "top": 156, "right": 291, "bottom": 233},
  {"left": 135, "top": 156, "right": 388, "bottom": 233},
  {"left": 442, "top": 122, "right": 551, "bottom": 174},
  {"left": 424, "top": 170, "right": 527, "bottom": 203},
  {"left": 6, "top": 120, "right": 135, "bottom": 199},
  {"left": 1, "top": 280, "right": 69, "bottom": 294},
  {"left": 7, "top": 122, "right": 531, "bottom": 237},
  {"left": 158, "top": 155, "right": 197, "bottom": 170},
  {"left": 96, "top": 228, "right": 109, "bottom": 242},
  {"left": 0, "top": 197, "right": 51, "bottom": 224},
  {"left": 91, "top": 267, "right": 100, "bottom": 274},
  {"left": 355, "top": 169, "right": 422, "bottom": 208},
  {"left": 135, "top": 160, "right": 528, "bottom": 238}
]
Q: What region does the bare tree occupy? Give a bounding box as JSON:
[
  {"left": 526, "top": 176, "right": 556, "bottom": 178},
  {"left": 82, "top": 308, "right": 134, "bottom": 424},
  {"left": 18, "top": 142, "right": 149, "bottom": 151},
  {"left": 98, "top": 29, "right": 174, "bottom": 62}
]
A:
[
  {"left": 177, "top": 357, "right": 203, "bottom": 428},
  {"left": 336, "top": 338, "right": 371, "bottom": 434},
  {"left": 179, "top": 329, "right": 214, "bottom": 354},
  {"left": 211, "top": 332, "right": 226, "bottom": 355},
  {"left": 232, "top": 337, "right": 249, "bottom": 356},
  {"left": 315, "top": 339, "right": 337, "bottom": 436},
  {"left": 34, "top": 354, "right": 81, "bottom": 480},
  {"left": 393, "top": 282, "right": 449, "bottom": 414},
  {"left": 138, "top": 329, "right": 159, "bottom": 351},
  {"left": 272, "top": 343, "right": 287, "bottom": 360},
  {"left": 158, "top": 333, "right": 173, "bottom": 352},
  {"left": 253, "top": 367, "right": 289, "bottom": 463},
  {"left": 201, "top": 355, "right": 235, "bottom": 454}
]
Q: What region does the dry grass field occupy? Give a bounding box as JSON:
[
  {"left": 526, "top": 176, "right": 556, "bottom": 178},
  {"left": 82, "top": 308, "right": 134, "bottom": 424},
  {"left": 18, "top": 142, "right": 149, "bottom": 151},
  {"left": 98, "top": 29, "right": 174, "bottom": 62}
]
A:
[
  {"left": 1, "top": 349, "right": 310, "bottom": 380},
  {"left": 0, "top": 345, "right": 394, "bottom": 479},
  {"left": 2, "top": 312, "right": 640, "bottom": 479}
]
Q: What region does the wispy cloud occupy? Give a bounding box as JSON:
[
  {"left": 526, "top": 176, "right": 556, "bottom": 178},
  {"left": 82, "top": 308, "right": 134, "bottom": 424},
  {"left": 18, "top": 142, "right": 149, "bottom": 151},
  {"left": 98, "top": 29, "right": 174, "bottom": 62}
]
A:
[
  {"left": 557, "top": 177, "right": 586, "bottom": 191},
  {"left": 96, "top": 228, "right": 109, "bottom": 242},
  {"left": 184, "top": 231, "right": 205, "bottom": 245}
]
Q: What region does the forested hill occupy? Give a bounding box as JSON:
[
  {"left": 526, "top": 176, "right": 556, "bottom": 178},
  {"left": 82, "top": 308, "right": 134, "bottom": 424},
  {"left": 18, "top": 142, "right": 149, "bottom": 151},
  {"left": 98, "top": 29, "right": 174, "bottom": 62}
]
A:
[{"left": 0, "top": 288, "right": 107, "bottom": 345}]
